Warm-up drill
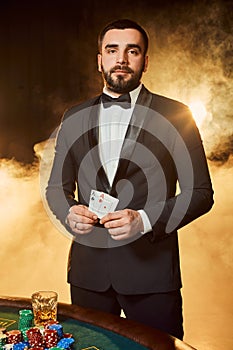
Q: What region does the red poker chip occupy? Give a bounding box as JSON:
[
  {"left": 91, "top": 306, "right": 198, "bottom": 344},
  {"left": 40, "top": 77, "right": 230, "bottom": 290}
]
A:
[
  {"left": 7, "top": 330, "right": 22, "bottom": 344},
  {"left": 26, "top": 328, "right": 41, "bottom": 335},
  {"left": 44, "top": 321, "right": 59, "bottom": 329},
  {"left": 7, "top": 330, "right": 21, "bottom": 335},
  {"left": 44, "top": 330, "right": 57, "bottom": 335},
  {"left": 63, "top": 333, "right": 73, "bottom": 338},
  {"left": 43, "top": 329, "right": 58, "bottom": 347},
  {"left": 26, "top": 328, "right": 44, "bottom": 347},
  {"left": 26, "top": 329, "right": 42, "bottom": 335}
]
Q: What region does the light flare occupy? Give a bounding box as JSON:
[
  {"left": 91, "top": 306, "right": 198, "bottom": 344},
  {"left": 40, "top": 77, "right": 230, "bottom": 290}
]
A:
[{"left": 188, "top": 100, "right": 207, "bottom": 128}]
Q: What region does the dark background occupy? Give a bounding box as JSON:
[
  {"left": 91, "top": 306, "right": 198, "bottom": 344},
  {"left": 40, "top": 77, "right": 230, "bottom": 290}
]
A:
[{"left": 0, "top": 0, "right": 232, "bottom": 163}]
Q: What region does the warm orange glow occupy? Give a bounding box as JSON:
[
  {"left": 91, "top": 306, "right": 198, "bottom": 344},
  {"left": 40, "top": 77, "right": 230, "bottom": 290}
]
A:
[{"left": 189, "top": 100, "right": 207, "bottom": 128}]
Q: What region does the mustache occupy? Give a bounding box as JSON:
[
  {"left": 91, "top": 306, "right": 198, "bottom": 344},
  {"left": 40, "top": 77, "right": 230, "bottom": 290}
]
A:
[{"left": 110, "top": 65, "right": 134, "bottom": 74}]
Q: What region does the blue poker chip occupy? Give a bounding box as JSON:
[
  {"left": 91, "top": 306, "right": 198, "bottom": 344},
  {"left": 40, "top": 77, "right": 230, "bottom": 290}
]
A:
[
  {"left": 57, "top": 338, "right": 75, "bottom": 349},
  {"left": 13, "top": 343, "right": 29, "bottom": 350}
]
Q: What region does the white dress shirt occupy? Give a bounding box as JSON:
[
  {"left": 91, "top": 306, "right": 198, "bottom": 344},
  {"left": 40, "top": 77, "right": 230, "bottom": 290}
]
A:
[{"left": 98, "top": 84, "right": 152, "bottom": 234}]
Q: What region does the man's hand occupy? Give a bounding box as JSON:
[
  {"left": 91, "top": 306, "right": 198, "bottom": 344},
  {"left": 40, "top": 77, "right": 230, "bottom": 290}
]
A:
[
  {"left": 66, "top": 205, "right": 98, "bottom": 234},
  {"left": 100, "top": 209, "right": 144, "bottom": 240}
]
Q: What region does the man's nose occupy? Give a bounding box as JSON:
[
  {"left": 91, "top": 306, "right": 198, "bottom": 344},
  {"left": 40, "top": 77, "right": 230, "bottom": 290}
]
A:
[{"left": 116, "top": 50, "right": 128, "bottom": 64}]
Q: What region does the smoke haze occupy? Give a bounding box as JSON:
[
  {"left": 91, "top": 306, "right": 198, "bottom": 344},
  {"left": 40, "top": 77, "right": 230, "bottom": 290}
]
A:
[
  {"left": 0, "top": 158, "right": 70, "bottom": 302},
  {"left": 142, "top": 0, "right": 232, "bottom": 161}
]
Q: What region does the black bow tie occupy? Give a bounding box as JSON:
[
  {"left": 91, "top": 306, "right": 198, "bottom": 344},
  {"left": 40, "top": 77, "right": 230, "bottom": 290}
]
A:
[{"left": 101, "top": 92, "right": 131, "bottom": 109}]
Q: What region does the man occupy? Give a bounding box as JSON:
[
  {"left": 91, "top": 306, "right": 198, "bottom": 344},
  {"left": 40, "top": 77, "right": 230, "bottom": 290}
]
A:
[{"left": 46, "top": 19, "right": 214, "bottom": 339}]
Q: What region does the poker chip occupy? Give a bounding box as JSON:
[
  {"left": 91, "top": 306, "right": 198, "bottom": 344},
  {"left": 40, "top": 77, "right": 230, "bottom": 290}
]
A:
[
  {"left": 20, "top": 328, "right": 30, "bottom": 342},
  {"left": 3, "top": 344, "right": 14, "bottom": 350},
  {"left": 18, "top": 311, "right": 33, "bottom": 331},
  {"left": 44, "top": 322, "right": 59, "bottom": 330},
  {"left": 13, "top": 341, "right": 29, "bottom": 350},
  {"left": 62, "top": 334, "right": 72, "bottom": 339},
  {"left": 43, "top": 329, "right": 58, "bottom": 348},
  {"left": 57, "top": 337, "right": 74, "bottom": 349},
  {"left": 26, "top": 329, "right": 43, "bottom": 348},
  {"left": 7, "top": 330, "right": 22, "bottom": 344}
]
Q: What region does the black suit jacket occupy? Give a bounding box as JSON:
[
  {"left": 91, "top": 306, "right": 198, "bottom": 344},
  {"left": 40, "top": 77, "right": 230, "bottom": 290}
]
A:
[{"left": 46, "top": 86, "right": 214, "bottom": 294}]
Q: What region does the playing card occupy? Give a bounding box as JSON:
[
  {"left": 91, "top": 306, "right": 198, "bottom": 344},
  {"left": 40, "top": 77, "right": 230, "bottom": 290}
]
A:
[{"left": 89, "top": 190, "right": 119, "bottom": 218}]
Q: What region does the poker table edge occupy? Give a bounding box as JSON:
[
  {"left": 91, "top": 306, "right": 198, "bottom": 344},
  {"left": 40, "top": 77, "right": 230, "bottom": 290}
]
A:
[{"left": 0, "top": 297, "right": 197, "bottom": 350}]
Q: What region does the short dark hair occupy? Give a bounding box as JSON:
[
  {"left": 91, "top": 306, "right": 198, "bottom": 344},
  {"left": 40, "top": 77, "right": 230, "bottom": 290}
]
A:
[{"left": 98, "top": 19, "right": 149, "bottom": 55}]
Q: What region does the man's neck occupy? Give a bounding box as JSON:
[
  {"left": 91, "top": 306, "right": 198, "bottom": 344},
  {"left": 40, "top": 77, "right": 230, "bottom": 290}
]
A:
[
  {"left": 103, "top": 84, "right": 142, "bottom": 105},
  {"left": 103, "top": 83, "right": 141, "bottom": 98},
  {"left": 104, "top": 88, "right": 121, "bottom": 98}
]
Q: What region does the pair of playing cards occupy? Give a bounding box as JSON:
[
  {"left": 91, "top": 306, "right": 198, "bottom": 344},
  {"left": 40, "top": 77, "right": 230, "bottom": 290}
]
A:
[{"left": 89, "top": 190, "right": 119, "bottom": 219}]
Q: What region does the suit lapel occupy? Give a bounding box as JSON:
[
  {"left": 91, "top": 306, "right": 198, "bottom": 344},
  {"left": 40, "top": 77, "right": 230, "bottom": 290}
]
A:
[
  {"left": 87, "top": 96, "right": 111, "bottom": 193},
  {"left": 111, "top": 86, "right": 153, "bottom": 192}
]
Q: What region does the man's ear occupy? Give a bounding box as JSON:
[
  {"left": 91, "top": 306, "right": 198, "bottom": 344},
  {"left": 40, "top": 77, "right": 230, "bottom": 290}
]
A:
[
  {"left": 97, "top": 53, "right": 102, "bottom": 72},
  {"left": 143, "top": 55, "right": 149, "bottom": 72}
]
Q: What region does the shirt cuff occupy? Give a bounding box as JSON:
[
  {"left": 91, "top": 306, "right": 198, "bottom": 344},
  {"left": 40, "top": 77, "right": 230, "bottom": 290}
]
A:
[{"left": 138, "top": 210, "right": 152, "bottom": 234}]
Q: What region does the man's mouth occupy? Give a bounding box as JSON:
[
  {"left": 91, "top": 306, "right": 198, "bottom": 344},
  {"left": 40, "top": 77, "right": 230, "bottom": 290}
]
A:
[
  {"left": 113, "top": 70, "right": 129, "bottom": 74},
  {"left": 110, "top": 66, "right": 133, "bottom": 75}
]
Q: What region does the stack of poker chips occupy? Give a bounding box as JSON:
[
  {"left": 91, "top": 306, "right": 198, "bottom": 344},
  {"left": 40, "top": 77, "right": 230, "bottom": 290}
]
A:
[
  {"left": 2, "top": 329, "right": 29, "bottom": 350},
  {"left": 0, "top": 310, "right": 75, "bottom": 350},
  {"left": 26, "top": 328, "right": 44, "bottom": 348},
  {"left": 18, "top": 309, "right": 33, "bottom": 345},
  {"left": 18, "top": 310, "right": 33, "bottom": 331},
  {"left": 5, "top": 331, "right": 22, "bottom": 344},
  {"left": 43, "top": 329, "right": 58, "bottom": 348}
]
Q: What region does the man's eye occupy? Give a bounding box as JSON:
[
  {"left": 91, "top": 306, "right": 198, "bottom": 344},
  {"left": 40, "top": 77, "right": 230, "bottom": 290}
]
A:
[
  {"left": 128, "top": 49, "right": 139, "bottom": 55},
  {"left": 107, "top": 49, "right": 117, "bottom": 54}
]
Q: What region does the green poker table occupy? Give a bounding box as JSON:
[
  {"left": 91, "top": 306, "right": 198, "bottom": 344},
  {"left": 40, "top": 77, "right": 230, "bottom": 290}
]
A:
[{"left": 0, "top": 297, "right": 196, "bottom": 350}]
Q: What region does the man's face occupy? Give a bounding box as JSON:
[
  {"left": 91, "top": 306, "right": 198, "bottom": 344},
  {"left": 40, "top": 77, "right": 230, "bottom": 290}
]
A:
[{"left": 98, "top": 28, "right": 148, "bottom": 95}]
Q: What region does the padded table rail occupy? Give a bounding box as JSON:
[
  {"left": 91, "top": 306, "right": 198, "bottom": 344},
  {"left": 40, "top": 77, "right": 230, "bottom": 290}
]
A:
[{"left": 0, "top": 296, "right": 197, "bottom": 350}]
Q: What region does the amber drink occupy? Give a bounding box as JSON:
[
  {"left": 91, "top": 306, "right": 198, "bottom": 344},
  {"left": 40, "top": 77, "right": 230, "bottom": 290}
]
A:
[{"left": 31, "top": 291, "right": 58, "bottom": 326}]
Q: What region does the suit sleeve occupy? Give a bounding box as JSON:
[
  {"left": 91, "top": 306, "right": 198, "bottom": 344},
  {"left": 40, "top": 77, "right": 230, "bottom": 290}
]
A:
[
  {"left": 145, "top": 106, "right": 214, "bottom": 240},
  {"left": 45, "top": 119, "right": 78, "bottom": 230}
]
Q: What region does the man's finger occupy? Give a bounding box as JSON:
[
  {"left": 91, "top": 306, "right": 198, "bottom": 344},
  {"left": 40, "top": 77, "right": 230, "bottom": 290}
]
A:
[
  {"left": 100, "top": 211, "right": 122, "bottom": 224},
  {"left": 70, "top": 205, "right": 98, "bottom": 220}
]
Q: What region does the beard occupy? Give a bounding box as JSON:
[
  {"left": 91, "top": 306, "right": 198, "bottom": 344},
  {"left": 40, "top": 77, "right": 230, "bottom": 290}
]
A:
[{"left": 101, "top": 63, "right": 145, "bottom": 94}]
